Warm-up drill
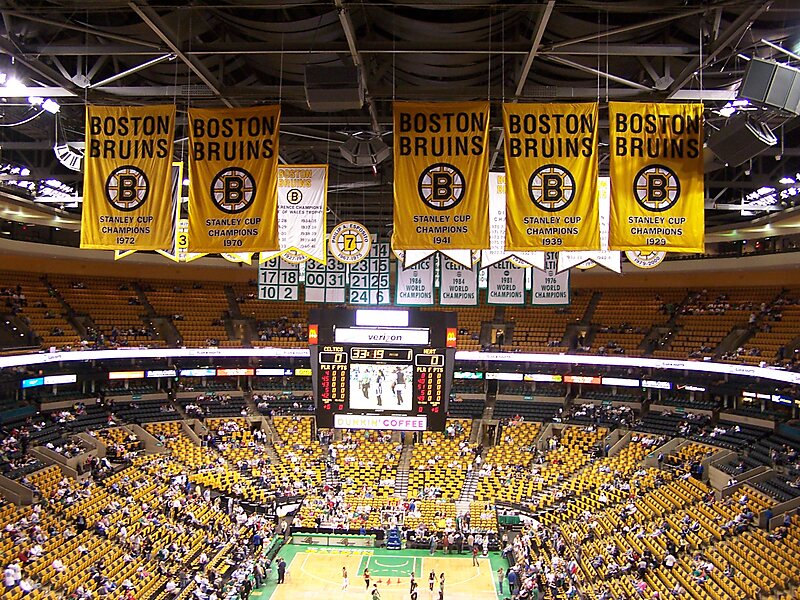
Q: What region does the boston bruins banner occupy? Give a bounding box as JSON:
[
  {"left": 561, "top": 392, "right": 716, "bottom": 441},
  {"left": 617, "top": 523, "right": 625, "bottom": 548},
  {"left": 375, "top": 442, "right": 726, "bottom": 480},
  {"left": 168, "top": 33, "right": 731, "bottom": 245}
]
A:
[
  {"left": 260, "top": 165, "right": 327, "bottom": 264},
  {"left": 503, "top": 103, "right": 599, "bottom": 252},
  {"left": 188, "top": 105, "right": 280, "bottom": 253},
  {"left": 608, "top": 102, "right": 704, "bottom": 252},
  {"left": 393, "top": 101, "right": 490, "bottom": 250},
  {"left": 81, "top": 105, "right": 175, "bottom": 250}
]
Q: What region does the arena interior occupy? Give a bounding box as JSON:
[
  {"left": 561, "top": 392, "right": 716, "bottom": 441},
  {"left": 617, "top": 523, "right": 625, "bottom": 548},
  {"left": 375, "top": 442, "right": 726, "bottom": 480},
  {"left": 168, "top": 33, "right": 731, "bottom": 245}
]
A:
[{"left": 3, "top": 2, "right": 800, "bottom": 600}]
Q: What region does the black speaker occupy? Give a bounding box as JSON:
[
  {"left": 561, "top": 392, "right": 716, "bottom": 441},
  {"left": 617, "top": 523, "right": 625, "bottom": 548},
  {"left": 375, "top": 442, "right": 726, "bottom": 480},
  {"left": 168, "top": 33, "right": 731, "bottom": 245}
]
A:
[
  {"left": 739, "top": 58, "right": 800, "bottom": 115},
  {"left": 706, "top": 116, "right": 777, "bottom": 167},
  {"left": 304, "top": 65, "right": 364, "bottom": 112}
]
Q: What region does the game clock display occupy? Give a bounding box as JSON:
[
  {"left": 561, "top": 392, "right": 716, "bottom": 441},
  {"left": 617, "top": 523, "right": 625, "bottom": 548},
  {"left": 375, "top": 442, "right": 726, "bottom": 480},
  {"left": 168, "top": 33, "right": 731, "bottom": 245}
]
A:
[{"left": 310, "top": 309, "right": 456, "bottom": 431}]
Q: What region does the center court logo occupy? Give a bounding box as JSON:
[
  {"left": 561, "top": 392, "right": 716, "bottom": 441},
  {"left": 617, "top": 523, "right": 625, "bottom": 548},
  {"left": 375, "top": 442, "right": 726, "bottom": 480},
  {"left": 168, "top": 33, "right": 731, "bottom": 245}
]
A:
[
  {"left": 329, "top": 221, "right": 372, "bottom": 264},
  {"left": 105, "top": 165, "right": 149, "bottom": 211},
  {"left": 633, "top": 164, "right": 680, "bottom": 212},
  {"left": 417, "top": 163, "right": 465, "bottom": 210},
  {"left": 528, "top": 164, "right": 575, "bottom": 212},
  {"left": 210, "top": 167, "right": 256, "bottom": 214}
]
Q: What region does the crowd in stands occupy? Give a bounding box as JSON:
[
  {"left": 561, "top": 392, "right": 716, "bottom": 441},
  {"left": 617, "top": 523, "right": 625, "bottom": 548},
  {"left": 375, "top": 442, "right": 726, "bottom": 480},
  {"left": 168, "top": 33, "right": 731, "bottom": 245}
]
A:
[{"left": 254, "top": 315, "right": 306, "bottom": 343}]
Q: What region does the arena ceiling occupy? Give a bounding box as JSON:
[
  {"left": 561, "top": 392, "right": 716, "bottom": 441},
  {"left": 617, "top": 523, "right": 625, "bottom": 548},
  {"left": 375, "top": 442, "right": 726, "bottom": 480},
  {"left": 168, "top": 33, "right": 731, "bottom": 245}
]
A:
[{"left": 0, "top": 0, "right": 799, "bottom": 241}]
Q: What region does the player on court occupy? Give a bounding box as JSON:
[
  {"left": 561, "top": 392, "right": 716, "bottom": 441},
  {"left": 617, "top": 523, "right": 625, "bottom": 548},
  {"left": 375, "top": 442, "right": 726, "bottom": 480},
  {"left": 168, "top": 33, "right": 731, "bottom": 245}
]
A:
[
  {"left": 363, "top": 568, "right": 370, "bottom": 590},
  {"left": 394, "top": 367, "right": 406, "bottom": 405},
  {"left": 438, "top": 572, "right": 445, "bottom": 600},
  {"left": 375, "top": 371, "right": 385, "bottom": 407},
  {"left": 342, "top": 566, "right": 349, "bottom": 591},
  {"left": 428, "top": 569, "right": 436, "bottom": 600},
  {"left": 360, "top": 372, "right": 371, "bottom": 401}
]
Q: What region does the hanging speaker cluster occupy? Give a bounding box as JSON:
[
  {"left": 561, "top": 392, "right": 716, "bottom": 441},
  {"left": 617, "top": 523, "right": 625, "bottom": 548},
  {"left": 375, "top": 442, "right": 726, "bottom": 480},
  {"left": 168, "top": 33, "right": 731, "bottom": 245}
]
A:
[
  {"left": 304, "top": 65, "right": 364, "bottom": 112},
  {"left": 339, "top": 132, "right": 391, "bottom": 167},
  {"left": 706, "top": 116, "right": 777, "bottom": 169},
  {"left": 739, "top": 58, "right": 800, "bottom": 116}
]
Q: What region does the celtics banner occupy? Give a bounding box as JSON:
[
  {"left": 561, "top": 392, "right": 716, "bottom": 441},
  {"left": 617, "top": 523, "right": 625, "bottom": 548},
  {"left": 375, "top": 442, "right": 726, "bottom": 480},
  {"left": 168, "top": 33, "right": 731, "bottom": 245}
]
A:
[
  {"left": 608, "top": 102, "right": 704, "bottom": 252},
  {"left": 81, "top": 105, "right": 176, "bottom": 250},
  {"left": 439, "top": 258, "right": 478, "bottom": 306},
  {"left": 487, "top": 260, "right": 525, "bottom": 305},
  {"left": 504, "top": 103, "right": 599, "bottom": 252},
  {"left": 395, "top": 257, "right": 435, "bottom": 306},
  {"left": 533, "top": 252, "right": 570, "bottom": 305},
  {"left": 188, "top": 105, "right": 280, "bottom": 253},
  {"left": 260, "top": 165, "right": 327, "bottom": 264},
  {"left": 393, "top": 101, "right": 490, "bottom": 250}
]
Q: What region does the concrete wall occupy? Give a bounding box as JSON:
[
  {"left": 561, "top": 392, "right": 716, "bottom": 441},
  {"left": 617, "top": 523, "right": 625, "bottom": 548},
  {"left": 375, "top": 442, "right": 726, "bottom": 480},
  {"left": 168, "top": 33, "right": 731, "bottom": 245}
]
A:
[
  {"left": 707, "top": 451, "right": 738, "bottom": 491},
  {"left": 719, "top": 412, "right": 776, "bottom": 431},
  {"left": 29, "top": 447, "right": 78, "bottom": 479},
  {"left": 719, "top": 467, "right": 774, "bottom": 499},
  {"left": 607, "top": 430, "right": 630, "bottom": 457},
  {"left": 642, "top": 436, "right": 685, "bottom": 468},
  {"left": 0, "top": 475, "right": 34, "bottom": 505},
  {"left": 763, "top": 498, "right": 800, "bottom": 529},
  {"left": 650, "top": 404, "right": 714, "bottom": 418},
  {"left": 182, "top": 420, "right": 203, "bottom": 445},
  {"left": 495, "top": 394, "right": 565, "bottom": 404},
  {"left": 575, "top": 398, "right": 642, "bottom": 410},
  {"left": 129, "top": 424, "right": 170, "bottom": 454}
]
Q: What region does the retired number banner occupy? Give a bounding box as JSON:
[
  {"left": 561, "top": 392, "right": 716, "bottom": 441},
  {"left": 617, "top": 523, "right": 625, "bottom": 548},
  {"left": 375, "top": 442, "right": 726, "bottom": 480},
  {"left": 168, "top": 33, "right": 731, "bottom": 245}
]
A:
[
  {"left": 608, "top": 102, "right": 704, "bottom": 252},
  {"left": 81, "top": 105, "right": 176, "bottom": 250},
  {"left": 393, "top": 101, "right": 490, "bottom": 250},
  {"left": 188, "top": 105, "right": 280, "bottom": 253},
  {"left": 503, "top": 103, "right": 599, "bottom": 251}
]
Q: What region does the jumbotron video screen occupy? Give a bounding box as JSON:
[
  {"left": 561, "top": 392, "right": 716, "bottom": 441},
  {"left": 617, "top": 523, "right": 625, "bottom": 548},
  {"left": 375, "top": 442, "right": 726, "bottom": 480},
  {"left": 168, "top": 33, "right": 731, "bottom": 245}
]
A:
[{"left": 309, "top": 308, "right": 456, "bottom": 431}]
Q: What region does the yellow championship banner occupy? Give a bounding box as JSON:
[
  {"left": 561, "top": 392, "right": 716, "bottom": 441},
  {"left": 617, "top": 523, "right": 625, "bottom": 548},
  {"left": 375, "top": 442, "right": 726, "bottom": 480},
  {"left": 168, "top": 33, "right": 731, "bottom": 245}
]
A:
[
  {"left": 608, "top": 102, "right": 704, "bottom": 252},
  {"left": 393, "top": 101, "right": 490, "bottom": 250},
  {"left": 187, "top": 105, "right": 280, "bottom": 253},
  {"left": 81, "top": 105, "right": 176, "bottom": 250},
  {"left": 503, "top": 102, "right": 599, "bottom": 251}
]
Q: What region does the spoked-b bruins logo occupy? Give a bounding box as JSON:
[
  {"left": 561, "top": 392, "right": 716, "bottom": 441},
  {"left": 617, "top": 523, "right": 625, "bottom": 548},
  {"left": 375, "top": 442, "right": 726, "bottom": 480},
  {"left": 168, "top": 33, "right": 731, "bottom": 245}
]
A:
[
  {"left": 329, "top": 221, "right": 372, "bottom": 264},
  {"left": 286, "top": 188, "right": 303, "bottom": 205},
  {"left": 105, "top": 166, "right": 149, "bottom": 212},
  {"left": 211, "top": 167, "right": 256, "bottom": 214},
  {"left": 633, "top": 164, "right": 680, "bottom": 212},
  {"left": 418, "top": 163, "right": 465, "bottom": 211},
  {"left": 528, "top": 164, "right": 575, "bottom": 212}
]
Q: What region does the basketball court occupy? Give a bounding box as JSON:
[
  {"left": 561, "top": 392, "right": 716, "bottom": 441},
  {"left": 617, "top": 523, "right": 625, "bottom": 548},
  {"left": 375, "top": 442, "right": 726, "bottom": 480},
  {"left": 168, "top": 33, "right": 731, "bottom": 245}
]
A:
[{"left": 253, "top": 546, "right": 503, "bottom": 600}]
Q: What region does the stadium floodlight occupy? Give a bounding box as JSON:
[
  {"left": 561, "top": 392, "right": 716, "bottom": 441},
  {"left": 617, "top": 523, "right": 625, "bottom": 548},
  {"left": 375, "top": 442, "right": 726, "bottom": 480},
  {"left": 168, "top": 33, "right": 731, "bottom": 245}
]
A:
[{"left": 41, "top": 99, "right": 60, "bottom": 114}]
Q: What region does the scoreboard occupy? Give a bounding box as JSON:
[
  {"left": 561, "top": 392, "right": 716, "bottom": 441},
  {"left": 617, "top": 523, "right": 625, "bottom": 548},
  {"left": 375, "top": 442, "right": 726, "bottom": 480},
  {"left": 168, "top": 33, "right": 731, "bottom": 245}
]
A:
[{"left": 309, "top": 308, "right": 456, "bottom": 431}]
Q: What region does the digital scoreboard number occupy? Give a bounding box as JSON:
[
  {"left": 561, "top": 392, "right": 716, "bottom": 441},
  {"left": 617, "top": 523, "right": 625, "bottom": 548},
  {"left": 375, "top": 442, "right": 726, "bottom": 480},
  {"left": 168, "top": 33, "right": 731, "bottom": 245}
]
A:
[{"left": 310, "top": 308, "right": 456, "bottom": 431}]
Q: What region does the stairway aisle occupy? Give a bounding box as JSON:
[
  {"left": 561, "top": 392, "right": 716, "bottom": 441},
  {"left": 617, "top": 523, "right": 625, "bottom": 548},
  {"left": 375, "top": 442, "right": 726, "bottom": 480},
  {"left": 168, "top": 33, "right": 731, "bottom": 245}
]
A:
[{"left": 394, "top": 442, "right": 413, "bottom": 498}]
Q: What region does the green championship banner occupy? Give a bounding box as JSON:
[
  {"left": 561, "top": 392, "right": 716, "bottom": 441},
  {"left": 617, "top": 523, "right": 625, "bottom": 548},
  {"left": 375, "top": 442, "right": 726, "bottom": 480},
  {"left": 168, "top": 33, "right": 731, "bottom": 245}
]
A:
[
  {"left": 81, "top": 105, "right": 176, "bottom": 250},
  {"left": 393, "top": 101, "right": 490, "bottom": 250},
  {"left": 188, "top": 105, "right": 280, "bottom": 253},
  {"left": 608, "top": 102, "right": 704, "bottom": 252},
  {"left": 503, "top": 102, "right": 599, "bottom": 251}
]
